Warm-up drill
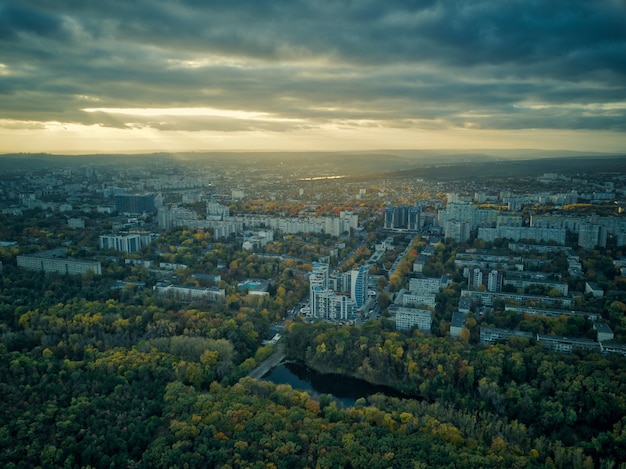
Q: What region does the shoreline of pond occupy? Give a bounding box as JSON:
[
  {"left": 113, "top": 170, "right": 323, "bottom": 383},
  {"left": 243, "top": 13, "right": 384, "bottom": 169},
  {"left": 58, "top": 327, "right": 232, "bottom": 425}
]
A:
[{"left": 261, "top": 359, "right": 419, "bottom": 407}]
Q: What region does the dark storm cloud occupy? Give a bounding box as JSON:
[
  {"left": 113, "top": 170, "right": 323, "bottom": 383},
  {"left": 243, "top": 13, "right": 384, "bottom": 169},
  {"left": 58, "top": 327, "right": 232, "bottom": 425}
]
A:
[
  {"left": 0, "top": 2, "right": 66, "bottom": 40},
  {"left": 0, "top": 0, "right": 625, "bottom": 133}
]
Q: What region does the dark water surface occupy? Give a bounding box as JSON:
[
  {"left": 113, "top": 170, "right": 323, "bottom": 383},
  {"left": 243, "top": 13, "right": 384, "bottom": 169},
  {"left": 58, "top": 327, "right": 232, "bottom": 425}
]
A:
[{"left": 262, "top": 361, "right": 412, "bottom": 407}]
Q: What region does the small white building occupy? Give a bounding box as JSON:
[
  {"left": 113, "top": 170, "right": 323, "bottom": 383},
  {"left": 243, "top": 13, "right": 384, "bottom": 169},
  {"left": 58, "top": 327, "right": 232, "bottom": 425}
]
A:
[
  {"left": 68, "top": 218, "right": 85, "bottom": 229},
  {"left": 450, "top": 311, "right": 466, "bottom": 338},
  {"left": 585, "top": 282, "right": 604, "bottom": 298},
  {"left": 594, "top": 322, "right": 614, "bottom": 342}
]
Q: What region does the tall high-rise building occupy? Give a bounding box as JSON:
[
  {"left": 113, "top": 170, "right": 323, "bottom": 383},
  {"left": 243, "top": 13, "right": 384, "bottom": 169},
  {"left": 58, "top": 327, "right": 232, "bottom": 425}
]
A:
[
  {"left": 310, "top": 262, "right": 330, "bottom": 318},
  {"left": 157, "top": 206, "right": 173, "bottom": 229},
  {"left": 310, "top": 262, "right": 329, "bottom": 290},
  {"left": 99, "top": 233, "right": 153, "bottom": 253},
  {"left": 408, "top": 206, "right": 422, "bottom": 231},
  {"left": 324, "top": 217, "right": 350, "bottom": 236},
  {"left": 115, "top": 193, "right": 155, "bottom": 214},
  {"left": 488, "top": 269, "right": 503, "bottom": 293},
  {"left": 384, "top": 205, "right": 422, "bottom": 231},
  {"left": 444, "top": 220, "right": 472, "bottom": 243},
  {"left": 351, "top": 265, "right": 369, "bottom": 308},
  {"left": 340, "top": 210, "right": 359, "bottom": 229},
  {"left": 384, "top": 205, "right": 410, "bottom": 229},
  {"left": 468, "top": 268, "right": 484, "bottom": 290},
  {"left": 467, "top": 268, "right": 502, "bottom": 292},
  {"left": 207, "top": 202, "right": 230, "bottom": 220},
  {"left": 309, "top": 262, "right": 356, "bottom": 319},
  {"left": 383, "top": 206, "right": 395, "bottom": 229},
  {"left": 578, "top": 223, "right": 607, "bottom": 250}
]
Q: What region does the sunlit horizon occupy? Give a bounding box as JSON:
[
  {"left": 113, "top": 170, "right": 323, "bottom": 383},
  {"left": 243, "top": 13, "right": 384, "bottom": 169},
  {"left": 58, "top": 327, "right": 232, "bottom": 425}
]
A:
[{"left": 1, "top": 119, "right": 624, "bottom": 155}]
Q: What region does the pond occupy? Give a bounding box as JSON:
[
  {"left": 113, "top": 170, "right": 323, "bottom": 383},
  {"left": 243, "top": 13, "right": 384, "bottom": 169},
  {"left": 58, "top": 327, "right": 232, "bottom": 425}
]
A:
[{"left": 262, "top": 361, "right": 412, "bottom": 407}]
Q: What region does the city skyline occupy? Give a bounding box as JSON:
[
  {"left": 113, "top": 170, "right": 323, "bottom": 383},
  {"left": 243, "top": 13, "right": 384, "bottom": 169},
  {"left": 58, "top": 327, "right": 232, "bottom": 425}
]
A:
[{"left": 1, "top": 0, "right": 625, "bottom": 154}]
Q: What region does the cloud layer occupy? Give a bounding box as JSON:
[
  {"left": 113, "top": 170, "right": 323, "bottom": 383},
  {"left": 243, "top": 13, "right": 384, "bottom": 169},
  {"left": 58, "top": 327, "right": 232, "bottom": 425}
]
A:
[{"left": 1, "top": 0, "right": 625, "bottom": 151}]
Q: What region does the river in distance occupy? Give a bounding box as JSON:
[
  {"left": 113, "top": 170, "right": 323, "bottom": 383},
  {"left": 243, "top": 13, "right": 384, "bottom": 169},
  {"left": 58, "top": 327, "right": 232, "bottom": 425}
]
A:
[{"left": 262, "top": 361, "right": 412, "bottom": 408}]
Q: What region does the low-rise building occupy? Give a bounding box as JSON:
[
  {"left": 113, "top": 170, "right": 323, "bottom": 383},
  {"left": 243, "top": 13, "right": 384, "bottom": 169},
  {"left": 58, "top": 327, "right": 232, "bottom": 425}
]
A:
[
  {"left": 400, "top": 290, "right": 437, "bottom": 308},
  {"left": 503, "top": 272, "right": 569, "bottom": 296},
  {"left": 461, "top": 289, "right": 573, "bottom": 309},
  {"left": 413, "top": 254, "right": 427, "bottom": 273},
  {"left": 600, "top": 342, "right": 626, "bottom": 357},
  {"left": 458, "top": 296, "right": 472, "bottom": 314},
  {"left": 594, "top": 322, "right": 615, "bottom": 342},
  {"left": 504, "top": 305, "right": 599, "bottom": 321},
  {"left": 585, "top": 282, "right": 604, "bottom": 298},
  {"left": 113, "top": 280, "right": 146, "bottom": 290},
  {"left": 450, "top": 311, "right": 466, "bottom": 338},
  {"left": 392, "top": 306, "right": 432, "bottom": 332},
  {"left": 238, "top": 279, "right": 272, "bottom": 297},
  {"left": 17, "top": 250, "right": 101, "bottom": 276},
  {"left": 153, "top": 283, "right": 225, "bottom": 302},
  {"left": 67, "top": 218, "right": 85, "bottom": 229},
  {"left": 159, "top": 262, "right": 188, "bottom": 271},
  {"left": 454, "top": 252, "right": 523, "bottom": 271},
  {"left": 480, "top": 327, "right": 534, "bottom": 345},
  {"left": 537, "top": 334, "right": 601, "bottom": 354},
  {"left": 408, "top": 277, "right": 441, "bottom": 294},
  {"left": 125, "top": 259, "right": 154, "bottom": 268}
]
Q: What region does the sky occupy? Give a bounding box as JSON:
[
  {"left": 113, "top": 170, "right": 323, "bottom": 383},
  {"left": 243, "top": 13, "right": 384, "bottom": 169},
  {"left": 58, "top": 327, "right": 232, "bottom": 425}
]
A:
[{"left": 0, "top": 0, "right": 625, "bottom": 154}]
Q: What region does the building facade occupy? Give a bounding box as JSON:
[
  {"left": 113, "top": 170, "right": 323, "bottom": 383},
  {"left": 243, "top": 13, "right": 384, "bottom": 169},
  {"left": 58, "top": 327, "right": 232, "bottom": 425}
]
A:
[
  {"left": 17, "top": 253, "right": 101, "bottom": 276},
  {"left": 350, "top": 265, "right": 369, "bottom": 309},
  {"left": 99, "top": 233, "right": 153, "bottom": 253},
  {"left": 393, "top": 306, "right": 432, "bottom": 332},
  {"left": 115, "top": 193, "right": 155, "bottom": 214},
  {"left": 153, "top": 284, "right": 225, "bottom": 302}
]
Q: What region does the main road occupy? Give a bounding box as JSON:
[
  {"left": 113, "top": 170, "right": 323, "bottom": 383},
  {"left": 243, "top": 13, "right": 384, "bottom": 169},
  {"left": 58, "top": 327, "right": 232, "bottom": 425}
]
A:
[{"left": 247, "top": 343, "right": 286, "bottom": 379}]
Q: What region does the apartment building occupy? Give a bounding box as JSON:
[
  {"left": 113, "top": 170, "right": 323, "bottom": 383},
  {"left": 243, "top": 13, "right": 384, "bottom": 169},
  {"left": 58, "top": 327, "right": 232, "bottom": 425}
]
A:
[{"left": 17, "top": 250, "right": 101, "bottom": 276}]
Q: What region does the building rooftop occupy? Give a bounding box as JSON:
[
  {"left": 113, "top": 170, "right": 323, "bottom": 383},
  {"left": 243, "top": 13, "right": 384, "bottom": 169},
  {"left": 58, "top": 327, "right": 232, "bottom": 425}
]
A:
[
  {"left": 451, "top": 311, "right": 466, "bottom": 328},
  {"left": 481, "top": 327, "right": 534, "bottom": 339},
  {"left": 537, "top": 334, "right": 598, "bottom": 345},
  {"left": 601, "top": 341, "right": 626, "bottom": 352},
  {"left": 24, "top": 248, "right": 67, "bottom": 258},
  {"left": 594, "top": 322, "right": 614, "bottom": 334},
  {"left": 238, "top": 279, "right": 272, "bottom": 293}
]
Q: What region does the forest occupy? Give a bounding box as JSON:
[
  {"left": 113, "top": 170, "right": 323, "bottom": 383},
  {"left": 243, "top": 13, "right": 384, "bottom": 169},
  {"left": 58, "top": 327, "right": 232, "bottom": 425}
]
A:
[
  {"left": 1, "top": 258, "right": 625, "bottom": 468},
  {"left": 286, "top": 321, "right": 626, "bottom": 465}
]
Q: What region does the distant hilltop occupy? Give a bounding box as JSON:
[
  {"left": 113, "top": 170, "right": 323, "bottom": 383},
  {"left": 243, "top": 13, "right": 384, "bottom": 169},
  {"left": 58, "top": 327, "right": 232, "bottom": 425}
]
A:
[{"left": 0, "top": 150, "right": 624, "bottom": 181}]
